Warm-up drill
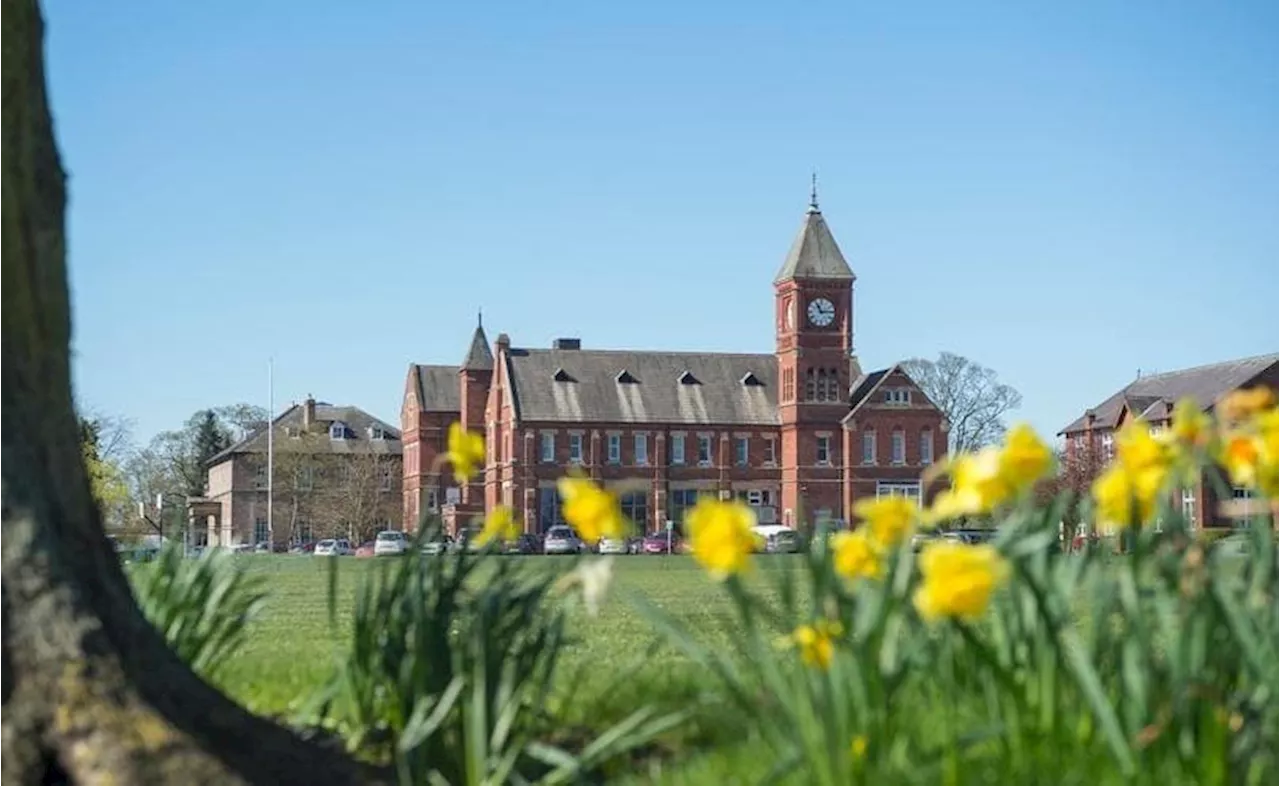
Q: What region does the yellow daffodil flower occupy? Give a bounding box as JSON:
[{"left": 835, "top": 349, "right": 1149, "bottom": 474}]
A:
[
  {"left": 475, "top": 505, "right": 519, "bottom": 546},
  {"left": 557, "top": 476, "right": 625, "bottom": 545},
  {"left": 446, "top": 422, "right": 486, "bottom": 484},
  {"left": 1216, "top": 387, "right": 1276, "bottom": 425},
  {"left": 685, "top": 497, "right": 757, "bottom": 580},
  {"left": 853, "top": 496, "right": 918, "bottom": 549},
  {"left": 913, "top": 542, "right": 1008, "bottom": 622},
  {"left": 779, "top": 619, "right": 843, "bottom": 670},
  {"left": 926, "top": 447, "right": 1007, "bottom": 522},
  {"left": 1170, "top": 398, "right": 1213, "bottom": 450},
  {"left": 997, "top": 423, "right": 1054, "bottom": 491},
  {"left": 830, "top": 530, "right": 882, "bottom": 581}
]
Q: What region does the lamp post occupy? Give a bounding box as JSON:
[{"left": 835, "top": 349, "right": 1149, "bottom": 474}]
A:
[{"left": 138, "top": 492, "right": 189, "bottom": 555}]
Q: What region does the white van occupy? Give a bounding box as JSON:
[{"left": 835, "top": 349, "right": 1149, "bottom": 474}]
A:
[{"left": 374, "top": 530, "right": 408, "bottom": 557}]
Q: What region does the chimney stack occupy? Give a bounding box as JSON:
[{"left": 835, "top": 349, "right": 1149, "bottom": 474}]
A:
[{"left": 303, "top": 395, "right": 316, "bottom": 430}]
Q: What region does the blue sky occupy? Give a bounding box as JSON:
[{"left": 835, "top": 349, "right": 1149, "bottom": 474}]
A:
[{"left": 47, "top": 0, "right": 1277, "bottom": 445}]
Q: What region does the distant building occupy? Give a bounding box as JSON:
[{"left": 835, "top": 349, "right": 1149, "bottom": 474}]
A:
[
  {"left": 197, "top": 397, "right": 402, "bottom": 546},
  {"left": 1058, "top": 353, "right": 1278, "bottom": 529},
  {"left": 400, "top": 190, "right": 949, "bottom": 535}
]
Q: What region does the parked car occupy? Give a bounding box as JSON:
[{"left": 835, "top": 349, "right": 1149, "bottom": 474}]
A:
[
  {"left": 421, "top": 533, "right": 453, "bottom": 556},
  {"left": 503, "top": 533, "right": 541, "bottom": 555},
  {"left": 544, "top": 525, "right": 584, "bottom": 555},
  {"left": 449, "top": 527, "right": 479, "bottom": 553},
  {"left": 314, "top": 538, "right": 353, "bottom": 557},
  {"left": 355, "top": 541, "right": 376, "bottom": 558},
  {"left": 766, "top": 529, "right": 802, "bottom": 554},
  {"left": 598, "top": 536, "right": 630, "bottom": 555},
  {"left": 253, "top": 542, "right": 271, "bottom": 554},
  {"left": 642, "top": 532, "right": 678, "bottom": 554},
  {"left": 374, "top": 530, "right": 409, "bottom": 557}
]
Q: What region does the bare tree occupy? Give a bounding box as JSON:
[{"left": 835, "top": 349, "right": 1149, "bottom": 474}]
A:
[
  {"left": 311, "top": 452, "right": 402, "bottom": 543},
  {"left": 214, "top": 403, "right": 269, "bottom": 442},
  {"left": 1, "top": 3, "right": 374, "bottom": 781},
  {"left": 902, "top": 352, "right": 1022, "bottom": 455}
]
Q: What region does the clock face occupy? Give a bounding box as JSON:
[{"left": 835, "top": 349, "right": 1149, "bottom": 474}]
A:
[{"left": 807, "top": 298, "right": 836, "bottom": 327}]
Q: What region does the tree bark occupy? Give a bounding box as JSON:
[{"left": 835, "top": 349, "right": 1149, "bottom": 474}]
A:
[{"left": 1, "top": 2, "right": 383, "bottom": 783}]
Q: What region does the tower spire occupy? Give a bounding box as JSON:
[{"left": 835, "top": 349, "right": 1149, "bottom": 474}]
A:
[
  {"left": 808, "top": 171, "right": 819, "bottom": 214},
  {"left": 478, "top": 308, "right": 483, "bottom": 329}
]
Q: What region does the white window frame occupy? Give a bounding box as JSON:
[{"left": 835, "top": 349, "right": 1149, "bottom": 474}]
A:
[
  {"left": 540, "top": 433, "right": 555, "bottom": 463},
  {"left": 735, "top": 437, "right": 749, "bottom": 467},
  {"left": 254, "top": 464, "right": 268, "bottom": 490},
  {"left": 424, "top": 488, "right": 439, "bottom": 512},
  {"left": 884, "top": 388, "right": 911, "bottom": 406},
  {"left": 253, "top": 518, "right": 269, "bottom": 544},
  {"left": 330, "top": 422, "right": 346, "bottom": 440},
  {"left": 380, "top": 465, "right": 393, "bottom": 491},
  {"left": 296, "top": 466, "right": 314, "bottom": 491},
  {"left": 607, "top": 434, "right": 621, "bottom": 464},
  {"left": 920, "top": 430, "right": 934, "bottom": 465},
  {"left": 816, "top": 436, "right": 831, "bottom": 466},
  {"left": 891, "top": 430, "right": 905, "bottom": 466},
  {"left": 764, "top": 438, "right": 777, "bottom": 465},
  {"left": 568, "top": 434, "right": 584, "bottom": 464},
  {"left": 861, "top": 431, "right": 876, "bottom": 465},
  {"left": 1101, "top": 433, "right": 1114, "bottom": 460},
  {"left": 369, "top": 426, "right": 386, "bottom": 440},
  {"left": 697, "top": 435, "right": 713, "bottom": 466},
  {"left": 875, "top": 481, "right": 921, "bottom": 503},
  {"left": 1180, "top": 487, "right": 1196, "bottom": 524},
  {"left": 671, "top": 434, "right": 686, "bottom": 465},
  {"left": 634, "top": 434, "right": 648, "bottom": 466}
]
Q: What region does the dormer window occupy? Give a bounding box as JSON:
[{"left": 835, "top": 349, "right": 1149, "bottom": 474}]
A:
[
  {"left": 553, "top": 368, "right": 576, "bottom": 383},
  {"left": 329, "top": 422, "right": 347, "bottom": 440},
  {"left": 616, "top": 370, "right": 638, "bottom": 384},
  {"left": 740, "top": 372, "right": 764, "bottom": 387},
  {"left": 368, "top": 425, "right": 387, "bottom": 440},
  {"left": 883, "top": 388, "right": 911, "bottom": 406},
  {"left": 678, "top": 371, "right": 700, "bottom": 385}
]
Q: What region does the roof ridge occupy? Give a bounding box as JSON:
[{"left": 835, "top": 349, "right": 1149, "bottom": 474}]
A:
[
  {"left": 1127, "top": 352, "right": 1279, "bottom": 382},
  {"left": 513, "top": 347, "right": 773, "bottom": 358}
]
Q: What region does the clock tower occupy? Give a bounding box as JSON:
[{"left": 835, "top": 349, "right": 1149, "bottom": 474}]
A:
[{"left": 774, "top": 181, "right": 856, "bottom": 528}]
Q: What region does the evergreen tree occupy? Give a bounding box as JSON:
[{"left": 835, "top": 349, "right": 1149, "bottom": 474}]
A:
[{"left": 189, "top": 410, "right": 231, "bottom": 495}]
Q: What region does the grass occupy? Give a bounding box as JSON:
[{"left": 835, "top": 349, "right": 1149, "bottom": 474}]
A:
[{"left": 200, "top": 554, "right": 798, "bottom": 782}]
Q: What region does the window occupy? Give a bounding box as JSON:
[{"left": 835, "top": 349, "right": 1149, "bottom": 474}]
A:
[
  {"left": 669, "top": 489, "right": 700, "bottom": 530},
  {"left": 424, "top": 488, "right": 439, "bottom": 512},
  {"left": 621, "top": 491, "right": 649, "bottom": 530},
  {"left": 764, "top": 438, "right": 777, "bottom": 465},
  {"left": 1232, "top": 486, "right": 1256, "bottom": 500},
  {"left": 634, "top": 434, "right": 648, "bottom": 465},
  {"left": 541, "top": 433, "right": 555, "bottom": 463},
  {"left": 920, "top": 430, "right": 934, "bottom": 465},
  {"left": 1101, "top": 434, "right": 1114, "bottom": 460},
  {"left": 607, "top": 434, "right": 621, "bottom": 464},
  {"left": 815, "top": 369, "right": 828, "bottom": 402},
  {"left": 816, "top": 436, "right": 831, "bottom": 466},
  {"left": 1181, "top": 487, "right": 1196, "bottom": 524},
  {"left": 861, "top": 431, "right": 876, "bottom": 465},
  {"left": 330, "top": 422, "right": 346, "bottom": 440},
  {"left": 369, "top": 426, "right": 387, "bottom": 440},
  {"left": 883, "top": 388, "right": 911, "bottom": 406},
  {"left": 380, "top": 465, "right": 393, "bottom": 491},
  {"left": 735, "top": 437, "right": 749, "bottom": 467},
  {"left": 876, "top": 481, "right": 921, "bottom": 502},
  {"left": 254, "top": 464, "right": 268, "bottom": 490},
  {"left": 671, "top": 434, "right": 686, "bottom": 465},
  {"left": 253, "top": 517, "right": 269, "bottom": 545},
  {"left": 891, "top": 431, "right": 905, "bottom": 466},
  {"left": 296, "top": 520, "right": 312, "bottom": 544},
  {"left": 697, "top": 436, "right": 713, "bottom": 466},
  {"left": 804, "top": 369, "right": 817, "bottom": 401},
  {"left": 568, "top": 434, "right": 583, "bottom": 464},
  {"left": 295, "top": 466, "right": 314, "bottom": 491}
]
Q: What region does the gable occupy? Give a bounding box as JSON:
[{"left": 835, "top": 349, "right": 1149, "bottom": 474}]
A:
[
  {"left": 845, "top": 364, "right": 942, "bottom": 421},
  {"left": 411, "top": 364, "right": 462, "bottom": 413}
]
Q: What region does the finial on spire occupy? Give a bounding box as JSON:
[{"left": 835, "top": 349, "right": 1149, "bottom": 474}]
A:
[
  {"left": 477, "top": 308, "right": 483, "bottom": 329},
  {"left": 808, "top": 171, "right": 820, "bottom": 214}
]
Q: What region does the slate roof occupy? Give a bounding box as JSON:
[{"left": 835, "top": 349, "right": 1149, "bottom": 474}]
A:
[
  {"left": 461, "top": 325, "right": 495, "bottom": 371},
  {"left": 504, "top": 347, "right": 779, "bottom": 425},
  {"left": 1058, "top": 353, "right": 1279, "bottom": 435},
  {"left": 773, "top": 206, "right": 856, "bottom": 284},
  {"left": 413, "top": 364, "right": 462, "bottom": 412},
  {"left": 208, "top": 402, "right": 402, "bottom": 465}
]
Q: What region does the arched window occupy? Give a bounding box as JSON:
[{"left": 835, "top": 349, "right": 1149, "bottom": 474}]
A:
[
  {"left": 815, "top": 369, "right": 828, "bottom": 401},
  {"left": 804, "top": 369, "right": 817, "bottom": 401},
  {"left": 824, "top": 368, "right": 841, "bottom": 402}
]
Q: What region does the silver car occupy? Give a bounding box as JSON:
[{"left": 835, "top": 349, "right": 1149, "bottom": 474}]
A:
[{"left": 543, "top": 525, "right": 583, "bottom": 555}]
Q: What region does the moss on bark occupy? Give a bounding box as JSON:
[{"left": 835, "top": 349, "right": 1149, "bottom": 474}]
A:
[{"left": 1, "top": 2, "right": 386, "bottom": 783}]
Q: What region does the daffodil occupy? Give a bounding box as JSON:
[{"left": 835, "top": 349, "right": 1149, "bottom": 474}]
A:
[
  {"left": 1216, "top": 387, "right": 1276, "bottom": 425},
  {"left": 853, "top": 496, "right": 918, "bottom": 549},
  {"left": 1115, "top": 420, "right": 1171, "bottom": 475},
  {"left": 446, "top": 422, "right": 486, "bottom": 484},
  {"left": 1170, "top": 398, "right": 1213, "bottom": 451},
  {"left": 998, "top": 423, "right": 1054, "bottom": 492},
  {"left": 557, "top": 476, "right": 625, "bottom": 544},
  {"left": 475, "top": 505, "right": 519, "bottom": 546},
  {"left": 779, "top": 619, "right": 843, "bottom": 670},
  {"left": 926, "top": 447, "right": 1007, "bottom": 521},
  {"left": 685, "top": 497, "right": 757, "bottom": 580},
  {"left": 830, "top": 530, "right": 882, "bottom": 581},
  {"left": 913, "top": 542, "right": 1008, "bottom": 622}
]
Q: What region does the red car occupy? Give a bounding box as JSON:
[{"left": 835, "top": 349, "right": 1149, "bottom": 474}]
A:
[{"left": 642, "top": 533, "right": 680, "bottom": 554}]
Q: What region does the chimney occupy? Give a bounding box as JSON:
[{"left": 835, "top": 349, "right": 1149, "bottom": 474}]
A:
[
  {"left": 303, "top": 395, "right": 316, "bottom": 430},
  {"left": 552, "top": 338, "right": 581, "bottom": 350},
  {"left": 496, "top": 333, "right": 511, "bottom": 355}
]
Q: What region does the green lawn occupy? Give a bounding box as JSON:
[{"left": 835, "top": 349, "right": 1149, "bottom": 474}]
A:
[{"left": 208, "top": 554, "right": 799, "bottom": 782}]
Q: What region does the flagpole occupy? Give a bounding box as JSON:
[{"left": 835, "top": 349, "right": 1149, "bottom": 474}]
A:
[{"left": 267, "top": 357, "right": 274, "bottom": 549}]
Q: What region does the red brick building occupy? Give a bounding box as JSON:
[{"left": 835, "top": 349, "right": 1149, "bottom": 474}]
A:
[
  {"left": 1058, "top": 353, "right": 1278, "bottom": 530},
  {"left": 401, "top": 193, "right": 948, "bottom": 534}
]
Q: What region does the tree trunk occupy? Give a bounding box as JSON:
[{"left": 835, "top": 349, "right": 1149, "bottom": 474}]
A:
[{"left": 1, "top": 2, "right": 383, "bottom": 782}]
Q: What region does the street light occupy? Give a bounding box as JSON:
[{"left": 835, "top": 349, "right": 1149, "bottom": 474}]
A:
[{"left": 138, "top": 491, "right": 189, "bottom": 555}]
